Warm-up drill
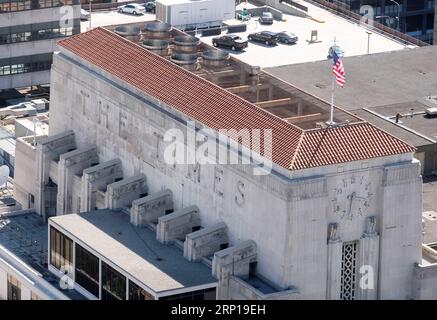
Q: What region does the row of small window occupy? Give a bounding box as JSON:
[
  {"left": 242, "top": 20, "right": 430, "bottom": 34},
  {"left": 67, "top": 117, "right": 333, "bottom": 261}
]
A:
[
  {"left": 0, "top": 0, "right": 77, "bottom": 13},
  {"left": 0, "top": 27, "right": 74, "bottom": 45},
  {"left": 0, "top": 60, "right": 52, "bottom": 76},
  {"left": 49, "top": 227, "right": 216, "bottom": 300},
  {"left": 7, "top": 274, "right": 41, "bottom": 300}
]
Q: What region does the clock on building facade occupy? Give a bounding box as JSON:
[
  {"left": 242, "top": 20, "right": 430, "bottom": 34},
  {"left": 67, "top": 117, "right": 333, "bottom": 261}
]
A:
[{"left": 331, "top": 174, "right": 374, "bottom": 220}]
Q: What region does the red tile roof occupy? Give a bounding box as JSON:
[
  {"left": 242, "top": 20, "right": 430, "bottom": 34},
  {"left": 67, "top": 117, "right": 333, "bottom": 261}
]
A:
[{"left": 57, "top": 27, "right": 415, "bottom": 171}]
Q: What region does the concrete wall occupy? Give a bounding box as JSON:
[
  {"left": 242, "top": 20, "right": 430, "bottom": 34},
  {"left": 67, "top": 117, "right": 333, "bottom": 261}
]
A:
[
  {"left": 14, "top": 137, "right": 38, "bottom": 209},
  {"left": 261, "top": 0, "right": 308, "bottom": 17},
  {"left": 41, "top": 49, "right": 423, "bottom": 299},
  {"left": 0, "top": 71, "right": 51, "bottom": 91}
]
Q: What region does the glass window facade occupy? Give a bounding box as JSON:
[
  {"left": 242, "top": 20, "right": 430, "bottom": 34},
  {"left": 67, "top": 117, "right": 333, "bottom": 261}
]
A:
[
  {"left": 0, "top": 19, "right": 80, "bottom": 45},
  {"left": 128, "top": 280, "right": 155, "bottom": 300},
  {"left": 7, "top": 274, "right": 21, "bottom": 300},
  {"left": 0, "top": 53, "right": 53, "bottom": 77},
  {"left": 75, "top": 244, "right": 100, "bottom": 298},
  {"left": 0, "top": 0, "right": 79, "bottom": 13},
  {"left": 159, "top": 287, "right": 216, "bottom": 300},
  {"left": 101, "top": 262, "right": 126, "bottom": 300},
  {"left": 49, "top": 226, "right": 73, "bottom": 274}
]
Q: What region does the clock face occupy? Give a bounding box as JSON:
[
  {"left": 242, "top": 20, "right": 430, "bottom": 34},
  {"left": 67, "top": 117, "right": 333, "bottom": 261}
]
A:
[{"left": 331, "top": 174, "right": 374, "bottom": 220}]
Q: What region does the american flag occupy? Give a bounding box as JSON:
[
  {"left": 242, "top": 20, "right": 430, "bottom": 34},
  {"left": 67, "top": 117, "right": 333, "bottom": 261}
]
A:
[{"left": 332, "top": 50, "right": 345, "bottom": 87}]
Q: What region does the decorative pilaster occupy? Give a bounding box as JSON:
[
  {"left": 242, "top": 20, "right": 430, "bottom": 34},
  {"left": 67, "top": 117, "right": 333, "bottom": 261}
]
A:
[
  {"left": 326, "top": 223, "right": 342, "bottom": 300},
  {"left": 356, "top": 216, "right": 379, "bottom": 300}
]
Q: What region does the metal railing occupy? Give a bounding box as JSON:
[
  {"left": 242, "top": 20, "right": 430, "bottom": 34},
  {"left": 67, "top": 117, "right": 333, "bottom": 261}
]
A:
[{"left": 305, "top": 0, "right": 429, "bottom": 47}]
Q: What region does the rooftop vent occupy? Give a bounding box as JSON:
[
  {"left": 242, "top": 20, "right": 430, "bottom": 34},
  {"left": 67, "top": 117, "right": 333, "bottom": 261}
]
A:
[
  {"left": 114, "top": 26, "right": 141, "bottom": 42},
  {"left": 142, "top": 21, "right": 172, "bottom": 39},
  {"left": 142, "top": 39, "right": 169, "bottom": 56},
  {"left": 201, "top": 49, "right": 229, "bottom": 68},
  {"left": 173, "top": 35, "right": 200, "bottom": 53},
  {"left": 170, "top": 52, "right": 198, "bottom": 71}
]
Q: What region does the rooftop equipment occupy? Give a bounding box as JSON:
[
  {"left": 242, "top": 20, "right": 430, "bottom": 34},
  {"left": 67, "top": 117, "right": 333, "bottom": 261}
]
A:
[
  {"left": 114, "top": 26, "right": 141, "bottom": 42},
  {"left": 201, "top": 50, "right": 229, "bottom": 68},
  {"left": 142, "top": 21, "right": 172, "bottom": 39}
]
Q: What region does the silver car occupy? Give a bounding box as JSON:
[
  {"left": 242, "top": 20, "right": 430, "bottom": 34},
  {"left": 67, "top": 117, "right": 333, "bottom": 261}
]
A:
[{"left": 118, "top": 3, "right": 146, "bottom": 15}]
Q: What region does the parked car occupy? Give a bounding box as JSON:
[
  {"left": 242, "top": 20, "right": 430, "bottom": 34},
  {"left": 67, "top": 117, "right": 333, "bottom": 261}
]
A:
[
  {"left": 275, "top": 31, "right": 298, "bottom": 44},
  {"left": 258, "top": 11, "right": 273, "bottom": 25},
  {"left": 212, "top": 35, "right": 248, "bottom": 51},
  {"left": 142, "top": 1, "right": 156, "bottom": 13},
  {"left": 117, "top": 3, "right": 145, "bottom": 15},
  {"left": 80, "top": 8, "right": 90, "bottom": 21},
  {"left": 247, "top": 31, "right": 277, "bottom": 46}
]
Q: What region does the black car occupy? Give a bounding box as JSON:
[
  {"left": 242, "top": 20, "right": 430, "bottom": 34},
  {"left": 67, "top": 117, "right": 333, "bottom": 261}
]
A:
[
  {"left": 247, "top": 31, "right": 277, "bottom": 46},
  {"left": 212, "top": 35, "right": 248, "bottom": 51},
  {"left": 275, "top": 31, "right": 298, "bottom": 44},
  {"left": 142, "top": 1, "right": 156, "bottom": 13}
]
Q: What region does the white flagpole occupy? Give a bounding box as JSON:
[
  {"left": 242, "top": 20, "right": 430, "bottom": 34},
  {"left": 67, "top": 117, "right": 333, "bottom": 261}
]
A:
[{"left": 328, "top": 37, "right": 336, "bottom": 126}]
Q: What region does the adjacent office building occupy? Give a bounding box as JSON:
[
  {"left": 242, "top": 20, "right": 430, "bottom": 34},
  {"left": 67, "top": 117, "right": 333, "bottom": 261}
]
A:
[
  {"left": 332, "top": 0, "right": 436, "bottom": 43},
  {"left": 0, "top": 0, "right": 81, "bottom": 90}
]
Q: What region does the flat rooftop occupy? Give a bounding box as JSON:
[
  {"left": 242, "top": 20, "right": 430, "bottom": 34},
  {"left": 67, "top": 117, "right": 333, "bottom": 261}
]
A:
[
  {"left": 365, "top": 102, "right": 437, "bottom": 142},
  {"left": 265, "top": 45, "right": 437, "bottom": 111},
  {"left": 424, "top": 176, "right": 437, "bottom": 213},
  {"left": 199, "top": 1, "right": 407, "bottom": 68},
  {"left": 49, "top": 209, "right": 217, "bottom": 294},
  {"left": 0, "top": 212, "right": 85, "bottom": 299}
]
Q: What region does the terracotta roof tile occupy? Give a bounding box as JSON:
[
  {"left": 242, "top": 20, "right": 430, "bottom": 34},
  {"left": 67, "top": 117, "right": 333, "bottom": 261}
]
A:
[{"left": 57, "top": 28, "right": 415, "bottom": 171}]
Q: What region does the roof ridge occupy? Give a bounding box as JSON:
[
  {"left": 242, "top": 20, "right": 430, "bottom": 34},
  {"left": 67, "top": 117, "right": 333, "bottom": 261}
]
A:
[{"left": 289, "top": 131, "right": 306, "bottom": 170}]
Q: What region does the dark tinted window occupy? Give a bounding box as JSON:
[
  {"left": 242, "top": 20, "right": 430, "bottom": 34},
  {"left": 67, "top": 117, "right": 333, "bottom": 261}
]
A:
[
  {"left": 49, "top": 227, "right": 73, "bottom": 274},
  {"left": 75, "top": 244, "right": 99, "bottom": 298},
  {"left": 128, "top": 280, "right": 155, "bottom": 300},
  {"left": 101, "top": 262, "right": 126, "bottom": 300},
  {"left": 159, "top": 287, "right": 216, "bottom": 300}
]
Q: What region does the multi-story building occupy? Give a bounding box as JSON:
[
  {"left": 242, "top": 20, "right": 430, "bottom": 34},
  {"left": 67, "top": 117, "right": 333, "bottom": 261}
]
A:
[
  {"left": 331, "top": 0, "right": 436, "bottom": 44},
  {"left": 0, "top": 0, "right": 81, "bottom": 91},
  {"left": 434, "top": 0, "right": 437, "bottom": 43},
  {"left": 6, "top": 22, "right": 437, "bottom": 300}
]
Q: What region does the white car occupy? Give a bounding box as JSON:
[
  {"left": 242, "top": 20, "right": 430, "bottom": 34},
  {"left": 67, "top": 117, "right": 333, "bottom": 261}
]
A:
[
  {"left": 118, "top": 3, "right": 145, "bottom": 15},
  {"left": 80, "top": 9, "right": 90, "bottom": 21}
]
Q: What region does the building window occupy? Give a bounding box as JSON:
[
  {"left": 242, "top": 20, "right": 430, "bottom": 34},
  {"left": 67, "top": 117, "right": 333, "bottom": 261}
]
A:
[
  {"left": 101, "top": 262, "right": 126, "bottom": 300},
  {"left": 0, "top": 55, "right": 53, "bottom": 77},
  {"left": 7, "top": 274, "right": 21, "bottom": 300},
  {"left": 75, "top": 243, "right": 100, "bottom": 298},
  {"left": 128, "top": 280, "right": 154, "bottom": 300},
  {"left": 49, "top": 226, "right": 73, "bottom": 274},
  {"left": 159, "top": 287, "right": 216, "bottom": 300},
  {"left": 31, "top": 292, "right": 41, "bottom": 300},
  {"left": 340, "top": 241, "right": 358, "bottom": 300}
]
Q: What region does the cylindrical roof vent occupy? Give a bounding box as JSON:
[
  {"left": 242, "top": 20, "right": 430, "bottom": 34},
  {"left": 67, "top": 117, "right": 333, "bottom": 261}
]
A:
[
  {"left": 142, "top": 21, "right": 172, "bottom": 39},
  {"left": 142, "top": 39, "right": 169, "bottom": 56},
  {"left": 173, "top": 35, "right": 200, "bottom": 53},
  {"left": 114, "top": 26, "right": 141, "bottom": 42},
  {"left": 170, "top": 52, "right": 198, "bottom": 71},
  {"left": 201, "top": 49, "right": 230, "bottom": 68}
]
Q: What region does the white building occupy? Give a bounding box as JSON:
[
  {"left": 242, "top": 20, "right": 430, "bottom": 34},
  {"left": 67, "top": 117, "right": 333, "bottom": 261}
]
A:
[
  {"left": 6, "top": 23, "right": 437, "bottom": 300},
  {"left": 156, "top": 0, "right": 235, "bottom": 29},
  {"left": 0, "top": 0, "right": 81, "bottom": 90}
]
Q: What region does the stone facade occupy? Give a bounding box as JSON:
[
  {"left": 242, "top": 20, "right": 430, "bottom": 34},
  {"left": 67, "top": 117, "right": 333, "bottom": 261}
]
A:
[{"left": 12, "top": 47, "right": 430, "bottom": 299}]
